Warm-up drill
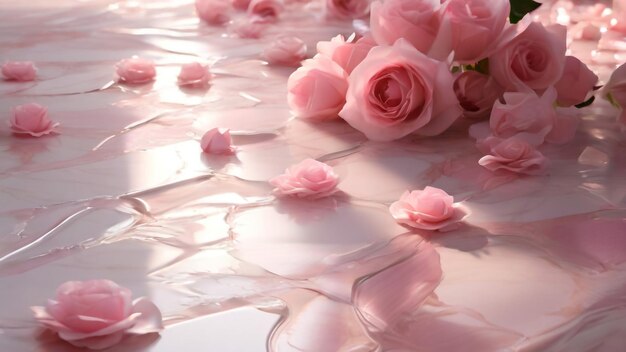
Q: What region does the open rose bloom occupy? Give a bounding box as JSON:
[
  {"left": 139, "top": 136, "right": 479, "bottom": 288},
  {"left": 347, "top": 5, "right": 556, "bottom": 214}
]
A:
[
  {"left": 390, "top": 186, "right": 466, "bottom": 231},
  {"left": 115, "top": 57, "right": 156, "bottom": 84},
  {"left": 339, "top": 39, "right": 461, "bottom": 141},
  {"left": 270, "top": 159, "right": 340, "bottom": 199},
  {"left": 10, "top": 103, "right": 59, "bottom": 137},
  {"left": 32, "top": 280, "right": 163, "bottom": 350},
  {"left": 478, "top": 136, "right": 548, "bottom": 175},
  {"left": 262, "top": 36, "right": 308, "bottom": 66}
]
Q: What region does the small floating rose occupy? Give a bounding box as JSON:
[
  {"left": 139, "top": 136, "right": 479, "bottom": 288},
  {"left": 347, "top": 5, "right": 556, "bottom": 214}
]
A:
[
  {"left": 9, "top": 103, "right": 59, "bottom": 137},
  {"left": 270, "top": 158, "right": 340, "bottom": 199},
  {"left": 115, "top": 57, "right": 156, "bottom": 84},
  {"left": 178, "top": 62, "right": 211, "bottom": 88},
  {"left": 1, "top": 61, "right": 37, "bottom": 81},
  {"left": 232, "top": 0, "right": 251, "bottom": 10},
  {"left": 478, "top": 136, "right": 549, "bottom": 175},
  {"left": 196, "top": 0, "right": 230, "bottom": 25},
  {"left": 248, "top": 0, "right": 284, "bottom": 23},
  {"left": 262, "top": 36, "right": 307, "bottom": 66},
  {"left": 390, "top": 186, "right": 465, "bottom": 231},
  {"left": 201, "top": 128, "right": 235, "bottom": 154},
  {"left": 31, "top": 280, "right": 163, "bottom": 350},
  {"left": 232, "top": 19, "right": 267, "bottom": 39}
]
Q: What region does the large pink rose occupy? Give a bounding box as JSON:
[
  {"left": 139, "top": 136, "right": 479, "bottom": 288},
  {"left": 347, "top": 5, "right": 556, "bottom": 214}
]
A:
[
  {"left": 433, "top": 0, "right": 510, "bottom": 63},
  {"left": 270, "top": 158, "right": 340, "bottom": 199},
  {"left": 554, "top": 56, "right": 598, "bottom": 107},
  {"left": 489, "top": 87, "right": 579, "bottom": 145},
  {"left": 478, "top": 136, "right": 548, "bottom": 175},
  {"left": 453, "top": 71, "right": 503, "bottom": 119},
  {"left": 316, "top": 34, "right": 375, "bottom": 74},
  {"left": 287, "top": 56, "right": 348, "bottom": 120},
  {"left": 10, "top": 103, "right": 59, "bottom": 137},
  {"left": 604, "top": 63, "right": 626, "bottom": 122},
  {"left": 1, "top": 61, "right": 37, "bottom": 81},
  {"left": 115, "top": 57, "right": 156, "bottom": 84},
  {"left": 490, "top": 22, "right": 566, "bottom": 92},
  {"left": 370, "top": 0, "right": 441, "bottom": 54},
  {"left": 325, "top": 0, "right": 371, "bottom": 19},
  {"left": 31, "top": 280, "right": 162, "bottom": 350},
  {"left": 339, "top": 39, "right": 461, "bottom": 141},
  {"left": 389, "top": 186, "right": 466, "bottom": 231}
]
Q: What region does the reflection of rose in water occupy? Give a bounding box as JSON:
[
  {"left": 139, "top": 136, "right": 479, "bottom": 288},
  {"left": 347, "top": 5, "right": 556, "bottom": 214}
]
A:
[
  {"left": 8, "top": 134, "right": 58, "bottom": 164},
  {"left": 274, "top": 196, "right": 344, "bottom": 224}
]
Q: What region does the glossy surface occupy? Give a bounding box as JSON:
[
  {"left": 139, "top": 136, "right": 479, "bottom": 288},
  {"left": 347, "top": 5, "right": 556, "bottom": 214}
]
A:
[{"left": 1, "top": 0, "right": 625, "bottom": 351}]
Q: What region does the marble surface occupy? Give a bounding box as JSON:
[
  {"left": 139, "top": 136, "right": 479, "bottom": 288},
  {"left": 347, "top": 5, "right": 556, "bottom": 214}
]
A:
[{"left": 0, "top": 0, "right": 625, "bottom": 351}]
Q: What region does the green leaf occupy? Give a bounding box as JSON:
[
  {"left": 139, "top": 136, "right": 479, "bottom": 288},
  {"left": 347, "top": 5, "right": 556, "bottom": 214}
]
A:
[
  {"left": 575, "top": 95, "right": 595, "bottom": 109},
  {"left": 475, "top": 59, "right": 489, "bottom": 75},
  {"left": 509, "top": 0, "right": 542, "bottom": 24}
]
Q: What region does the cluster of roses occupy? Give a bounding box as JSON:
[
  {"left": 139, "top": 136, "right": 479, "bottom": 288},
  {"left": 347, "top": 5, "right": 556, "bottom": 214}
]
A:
[{"left": 286, "top": 0, "right": 609, "bottom": 175}]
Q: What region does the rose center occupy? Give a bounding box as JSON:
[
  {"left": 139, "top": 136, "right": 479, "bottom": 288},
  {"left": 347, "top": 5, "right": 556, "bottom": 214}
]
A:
[{"left": 374, "top": 78, "right": 403, "bottom": 108}]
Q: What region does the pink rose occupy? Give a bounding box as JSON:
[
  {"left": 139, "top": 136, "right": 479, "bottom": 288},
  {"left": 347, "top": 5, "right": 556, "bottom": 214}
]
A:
[
  {"left": 490, "top": 22, "right": 567, "bottom": 92},
  {"left": 433, "top": 0, "right": 510, "bottom": 63},
  {"left": 287, "top": 56, "right": 348, "bottom": 120},
  {"left": 453, "top": 71, "right": 503, "bottom": 119},
  {"left": 554, "top": 56, "right": 598, "bottom": 107},
  {"left": 269, "top": 158, "right": 339, "bottom": 199},
  {"left": 9, "top": 103, "right": 59, "bottom": 137},
  {"left": 247, "top": 0, "right": 283, "bottom": 23},
  {"left": 178, "top": 62, "right": 211, "bottom": 88},
  {"left": 262, "top": 36, "right": 308, "bottom": 66},
  {"left": 370, "top": 0, "right": 441, "bottom": 54},
  {"left": 389, "top": 186, "right": 465, "bottom": 231},
  {"left": 115, "top": 57, "right": 156, "bottom": 84},
  {"left": 232, "top": 0, "right": 251, "bottom": 10},
  {"left": 196, "top": 0, "right": 230, "bottom": 25},
  {"left": 1, "top": 61, "right": 37, "bottom": 81},
  {"left": 316, "top": 34, "right": 375, "bottom": 74},
  {"left": 478, "top": 136, "right": 548, "bottom": 175},
  {"left": 325, "top": 0, "right": 371, "bottom": 19},
  {"left": 201, "top": 128, "right": 235, "bottom": 154},
  {"left": 232, "top": 19, "right": 267, "bottom": 38},
  {"left": 31, "top": 280, "right": 162, "bottom": 350},
  {"left": 339, "top": 39, "right": 461, "bottom": 141},
  {"left": 603, "top": 63, "right": 626, "bottom": 122},
  {"left": 490, "top": 87, "right": 578, "bottom": 145}
]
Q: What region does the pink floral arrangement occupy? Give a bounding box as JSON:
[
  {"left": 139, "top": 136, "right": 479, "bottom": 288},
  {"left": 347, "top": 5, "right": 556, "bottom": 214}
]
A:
[{"left": 286, "top": 0, "right": 602, "bottom": 176}]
